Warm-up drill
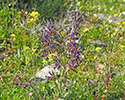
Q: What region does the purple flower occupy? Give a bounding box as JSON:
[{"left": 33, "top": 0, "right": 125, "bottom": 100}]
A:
[
  {"left": 74, "top": 65, "right": 77, "bottom": 68},
  {"left": 46, "top": 80, "right": 49, "bottom": 84},
  {"left": 49, "top": 45, "right": 54, "bottom": 49},
  {"left": 49, "top": 71, "right": 52, "bottom": 75},
  {"left": 47, "top": 26, "right": 51, "bottom": 29},
  {"left": 71, "top": 49, "right": 74, "bottom": 53},
  {"left": 77, "top": 27, "right": 80, "bottom": 30},
  {"left": 71, "top": 67, "right": 77, "bottom": 73},
  {"left": 72, "top": 33, "right": 75, "bottom": 37},
  {"left": 76, "top": 37, "right": 79, "bottom": 40},
  {"left": 13, "top": 79, "right": 16, "bottom": 81},
  {"left": 24, "top": 84, "right": 28, "bottom": 88},
  {"left": 58, "top": 59, "right": 61, "bottom": 63},
  {"left": 75, "top": 59, "right": 78, "bottom": 62},
  {"left": 80, "top": 45, "right": 83, "bottom": 49},
  {"left": 78, "top": 52, "right": 81, "bottom": 55},
  {"left": 17, "top": 75, "right": 21, "bottom": 80},
  {"left": 55, "top": 63, "right": 58, "bottom": 66},
  {"left": 73, "top": 25, "right": 76, "bottom": 28},
  {"left": 75, "top": 51, "right": 77, "bottom": 54},
  {"left": 54, "top": 59, "right": 57, "bottom": 62},
  {"left": 41, "top": 38, "right": 46, "bottom": 42},
  {"left": 69, "top": 43, "right": 72, "bottom": 46},
  {"left": 76, "top": 55, "right": 79, "bottom": 59},
  {"left": 41, "top": 53, "right": 46, "bottom": 58},
  {"left": 20, "top": 83, "right": 23, "bottom": 86},
  {"left": 71, "top": 60, "right": 74, "bottom": 63},
  {"left": 73, "top": 43, "right": 77, "bottom": 48},
  {"left": 46, "top": 35, "right": 49, "bottom": 40},
  {"left": 80, "top": 60, "right": 82, "bottom": 63}
]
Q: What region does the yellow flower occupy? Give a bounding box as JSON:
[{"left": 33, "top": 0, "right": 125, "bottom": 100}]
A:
[
  {"left": 114, "top": 13, "right": 118, "bottom": 17},
  {"left": 121, "top": 45, "right": 125, "bottom": 49},
  {"left": 61, "top": 32, "right": 66, "bottom": 36},
  {"left": 30, "top": 11, "right": 40, "bottom": 17},
  {"left": 83, "top": 28, "right": 88, "bottom": 32},
  {"left": 11, "top": 34, "right": 15, "bottom": 37},
  {"left": 26, "top": 46, "right": 30, "bottom": 50},
  {"left": 95, "top": 47, "right": 101, "bottom": 52},
  {"left": 48, "top": 53, "right": 56, "bottom": 60},
  {"left": 63, "top": 3, "right": 66, "bottom": 7},
  {"left": 79, "top": 6, "right": 82, "bottom": 11},
  {"left": 32, "top": 49, "right": 37, "bottom": 54},
  {"left": 106, "top": 16, "right": 111, "bottom": 22},
  {"left": 26, "top": 62, "right": 29, "bottom": 66},
  {"left": 112, "top": 32, "right": 116, "bottom": 36},
  {"left": 18, "top": 11, "right": 21, "bottom": 15},
  {"left": 28, "top": 18, "right": 34, "bottom": 23},
  {"left": 122, "top": 22, "right": 125, "bottom": 25},
  {"left": 42, "top": 86, "right": 45, "bottom": 91},
  {"left": 42, "top": 60, "right": 47, "bottom": 64},
  {"left": 34, "top": 16, "right": 38, "bottom": 20}
]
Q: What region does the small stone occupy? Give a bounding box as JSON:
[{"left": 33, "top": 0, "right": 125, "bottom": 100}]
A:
[{"left": 35, "top": 65, "right": 60, "bottom": 79}]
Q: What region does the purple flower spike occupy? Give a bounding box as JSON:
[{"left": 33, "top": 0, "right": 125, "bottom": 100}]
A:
[
  {"left": 77, "top": 27, "right": 80, "bottom": 30},
  {"left": 42, "top": 38, "right": 46, "bottom": 42}
]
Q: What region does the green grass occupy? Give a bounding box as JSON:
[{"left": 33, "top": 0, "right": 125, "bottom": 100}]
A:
[{"left": 0, "top": 0, "right": 125, "bottom": 100}]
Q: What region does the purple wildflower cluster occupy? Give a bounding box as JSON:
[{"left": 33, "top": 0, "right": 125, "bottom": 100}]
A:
[
  {"left": 13, "top": 75, "right": 31, "bottom": 88},
  {"left": 41, "top": 25, "right": 83, "bottom": 73},
  {"left": 41, "top": 26, "right": 62, "bottom": 69},
  {"left": 66, "top": 26, "right": 83, "bottom": 73}
]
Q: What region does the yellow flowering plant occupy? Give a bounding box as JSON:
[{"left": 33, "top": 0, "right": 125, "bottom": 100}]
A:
[
  {"left": 95, "top": 47, "right": 102, "bottom": 52},
  {"left": 30, "top": 11, "right": 40, "bottom": 17},
  {"left": 114, "top": 13, "right": 118, "bottom": 17},
  {"left": 26, "top": 46, "right": 30, "bottom": 50},
  {"left": 27, "top": 11, "right": 40, "bottom": 23}
]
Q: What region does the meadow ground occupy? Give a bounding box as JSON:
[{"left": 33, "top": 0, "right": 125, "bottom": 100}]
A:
[{"left": 0, "top": 0, "right": 124, "bottom": 100}]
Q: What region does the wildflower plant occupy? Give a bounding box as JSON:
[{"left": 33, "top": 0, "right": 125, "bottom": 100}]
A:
[{"left": 41, "top": 25, "right": 84, "bottom": 74}]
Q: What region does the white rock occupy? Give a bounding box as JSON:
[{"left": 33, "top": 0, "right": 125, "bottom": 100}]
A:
[{"left": 35, "top": 65, "right": 60, "bottom": 79}]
